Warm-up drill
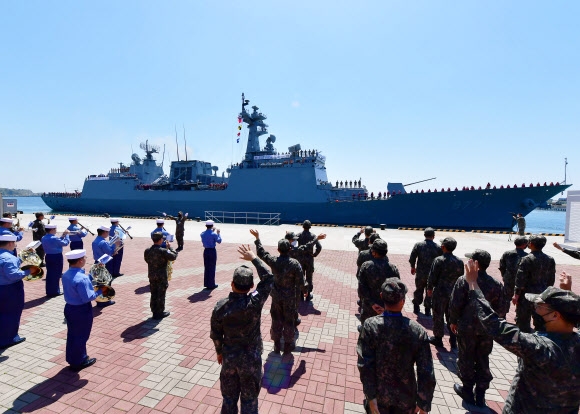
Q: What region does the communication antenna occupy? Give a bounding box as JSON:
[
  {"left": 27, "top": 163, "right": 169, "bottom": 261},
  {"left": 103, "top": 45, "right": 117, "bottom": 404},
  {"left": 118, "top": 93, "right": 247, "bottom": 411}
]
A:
[
  {"left": 564, "top": 158, "right": 568, "bottom": 185},
  {"left": 183, "top": 125, "right": 188, "bottom": 161},
  {"left": 161, "top": 144, "right": 166, "bottom": 167},
  {"left": 175, "top": 125, "right": 180, "bottom": 161}
]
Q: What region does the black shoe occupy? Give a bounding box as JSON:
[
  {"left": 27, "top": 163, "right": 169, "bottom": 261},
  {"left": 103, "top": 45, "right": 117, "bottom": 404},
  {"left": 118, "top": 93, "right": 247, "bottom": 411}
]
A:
[
  {"left": 283, "top": 342, "right": 295, "bottom": 355},
  {"left": 96, "top": 300, "right": 115, "bottom": 307},
  {"left": 153, "top": 311, "right": 170, "bottom": 320},
  {"left": 0, "top": 336, "right": 26, "bottom": 349},
  {"left": 424, "top": 307, "right": 431, "bottom": 317},
  {"left": 273, "top": 340, "right": 281, "bottom": 354},
  {"left": 413, "top": 304, "right": 420, "bottom": 314},
  {"left": 453, "top": 383, "right": 475, "bottom": 405},
  {"left": 449, "top": 335, "right": 457, "bottom": 349},
  {"left": 305, "top": 293, "right": 313, "bottom": 301},
  {"left": 47, "top": 292, "right": 63, "bottom": 298},
  {"left": 428, "top": 336, "right": 444, "bottom": 347},
  {"left": 357, "top": 325, "right": 362, "bottom": 333},
  {"left": 357, "top": 299, "right": 361, "bottom": 306},
  {"left": 70, "top": 357, "right": 97, "bottom": 372},
  {"left": 295, "top": 318, "right": 301, "bottom": 326},
  {"left": 204, "top": 285, "right": 218, "bottom": 290},
  {"left": 475, "top": 389, "right": 487, "bottom": 408},
  {"left": 113, "top": 273, "right": 124, "bottom": 277}
]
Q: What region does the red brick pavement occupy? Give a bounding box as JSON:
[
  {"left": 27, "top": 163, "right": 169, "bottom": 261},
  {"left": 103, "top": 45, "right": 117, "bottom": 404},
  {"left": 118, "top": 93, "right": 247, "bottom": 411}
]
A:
[{"left": 3, "top": 233, "right": 579, "bottom": 413}]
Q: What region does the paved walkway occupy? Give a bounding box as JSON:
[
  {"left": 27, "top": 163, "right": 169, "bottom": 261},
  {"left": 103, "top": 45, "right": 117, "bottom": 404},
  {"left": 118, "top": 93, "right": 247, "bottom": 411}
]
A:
[{"left": 1, "top": 229, "right": 579, "bottom": 414}]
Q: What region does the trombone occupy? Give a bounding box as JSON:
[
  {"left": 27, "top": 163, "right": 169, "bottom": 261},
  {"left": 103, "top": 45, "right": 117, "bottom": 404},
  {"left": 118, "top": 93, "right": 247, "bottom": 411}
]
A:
[{"left": 78, "top": 221, "right": 95, "bottom": 236}]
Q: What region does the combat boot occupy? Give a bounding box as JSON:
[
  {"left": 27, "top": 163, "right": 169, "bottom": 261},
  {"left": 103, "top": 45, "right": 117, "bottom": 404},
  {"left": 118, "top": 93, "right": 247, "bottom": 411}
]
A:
[
  {"left": 283, "top": 342, "right": 295, "bottom": 355},
  {"left": 428, "top": 336, "right": 444, "bottom": 347},
  {"left": 424, "top": 307, "right": 431, "bottom": 317},
  {"left": 449, "top": 335, "right": 457, "bottom": 350},
  {"left": 413, "top": 304, "right": 420, "bottom": 314},
  {"left": 453, "top": 383, "right": 475, "bottom": 405},
  {"left": 475, "top": 388, "right": 487, "bottom": 408},
  {"left": 273, "top": 340, "right": 281, "bottom": 354}
]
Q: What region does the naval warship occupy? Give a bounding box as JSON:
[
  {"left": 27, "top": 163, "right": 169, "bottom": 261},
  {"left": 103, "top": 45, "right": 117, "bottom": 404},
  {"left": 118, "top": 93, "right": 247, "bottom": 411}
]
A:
[{"left": 42, "top": 95, "right": 571, "bottom": 230}]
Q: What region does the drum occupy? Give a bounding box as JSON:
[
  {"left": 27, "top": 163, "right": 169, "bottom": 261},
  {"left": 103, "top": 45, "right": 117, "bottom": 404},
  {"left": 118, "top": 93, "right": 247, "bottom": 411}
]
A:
[{"left": 18, "top": 249, "right": 44, "bottom": 281}]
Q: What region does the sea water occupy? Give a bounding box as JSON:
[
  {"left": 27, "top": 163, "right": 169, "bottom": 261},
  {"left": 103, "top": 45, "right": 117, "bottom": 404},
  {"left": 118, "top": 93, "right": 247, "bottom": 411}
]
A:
[{"left": 7, "top": 197, "right": 567, "bottom": 234}]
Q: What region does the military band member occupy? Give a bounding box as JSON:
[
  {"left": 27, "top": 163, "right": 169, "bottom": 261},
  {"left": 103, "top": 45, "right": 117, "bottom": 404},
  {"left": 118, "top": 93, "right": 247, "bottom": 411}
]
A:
[
  {"left": 449, "top": 250, "right": 503, "bottom": 408},
  {"left": 41, "top": 224, "right": 70, "bottom": 297},
  {"left": 0, "top": 234, "right": 36, "bottom": 349},
  {"left": 67, "top": 216, "right": 88, "bottom": 250},
  {"left": 210, "top": 244, "right": 274, "bottom": 414},
  {"left": 352, "top": 226, "right": 374, "bottom": 252},
  {"left": 358, "top": 239, "right": 400, "bottom": 328},
  {"left": 92, "top": 226, "right": 118, "bottom": 262},
  {"left": 152, "top": 219, "right": 171, "bottom": 248},
  {"left": 499, "top": 236, "right": 528, "bottom": 315},
  {"left": 0, "top": 217, "right": 23, "bottom": 256},
  {"left": 165, "top": 211, "right": 189, "bottom": 251},
  {"left": 251, "top": 229, "right": 305, "bottom": 354},
  {"left": 62, "top": 249, "right": 97, "bottom": 371},
  {"left": 201, "top": 220, "right": 222, "bottom": 290},
  {"left": 513, "top": 234, "right": 556, "bottom": 332},
  {"left": 109, "top": 218, "right": 125, "bottom": 277},
  {"left": 31, "top": 212, "right": 48, "bottom": 266},
  {"left": 357, "top": 278, "right": 436, "bottom": 414},
  {"left": 427, "top": 237, "right": 464, "bottom": 349},
  {"left": 409, "top": 227, "right": 442, "bottom": 316},
  {"left": 144, "top": 233, "right": 178, "bottom": 319},
  {"left": 464, "top": 260, "right": 580, "bottom": 413},
  {"left": 553, "top": 241, "right": 580, "bottom": 260},
  {"left": 297, "top": 220, "right": 322, "bottom": 300}
]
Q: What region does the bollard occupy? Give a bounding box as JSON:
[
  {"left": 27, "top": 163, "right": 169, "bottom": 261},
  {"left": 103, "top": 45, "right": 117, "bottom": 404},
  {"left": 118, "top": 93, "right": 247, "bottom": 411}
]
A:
[{"left": 380, "top": 224, "right": 386, "bottom": 230}]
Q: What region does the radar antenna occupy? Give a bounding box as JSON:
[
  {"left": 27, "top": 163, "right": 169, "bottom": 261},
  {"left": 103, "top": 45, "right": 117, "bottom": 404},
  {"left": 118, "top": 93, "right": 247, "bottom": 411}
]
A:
[{"left": 140, "top": 140, "right": 160, "bottom": 160}]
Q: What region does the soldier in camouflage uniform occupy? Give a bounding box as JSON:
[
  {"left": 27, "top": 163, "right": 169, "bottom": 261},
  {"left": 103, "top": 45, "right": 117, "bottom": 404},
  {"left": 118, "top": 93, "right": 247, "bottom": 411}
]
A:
[
  {"left": 409, "top": 227, "right": 442, "bottom": 316},
  {"left": 356, "top": 233, "right": 381, "bottom": 279},
  {"left": 165, "top": 211, "right": 189, "bottom": 251},
  {"left": 352, "top": 226, "right": 374, "bottom": 252},
  {"left": 144, "top": 233, "right": 178, "bottom": 319},
  {"left": 426, "top": 237, "right": 464, "bottom": 349},
  {"left": 449, "top": 250, "right": 503, "bottom": 408},
  {"left": 513, "top": 213, "right": 526, "bottom": 236},
  {"left": 464, "top": 260, "right": 580, "bottom": 413},
  {"left": 358, "top": 239, "right": 400, "bottom": 327},
  {"left": 513, "top": 234, "right": 556, "bottom": 332},
  {"left": 210, "top": 244, "right": 274, "bottom": 414},
  {"left": 286, "top": 231, "right": 326, "bottom": 326},
  {"left": 296, "top": 220, "right": 322, "bottom": 301},
  {"left": 251, "top": 229, "right": 305, "bottom": 354},
  {"left": 357, "top": 278, "right": 435, "bottom": 414},
  {"left": 499, "top": 236, "right": 528, "bottom": 316},
  {"left": 31, "top": 212, "right": 48, "bottom": 266},
  {"left": 553, "top": 241, "right": 580, "bottom": 260}
]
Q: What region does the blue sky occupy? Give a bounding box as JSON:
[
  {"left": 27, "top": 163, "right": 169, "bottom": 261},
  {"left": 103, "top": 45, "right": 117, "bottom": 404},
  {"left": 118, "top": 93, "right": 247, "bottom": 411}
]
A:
[{"left": 1, "top": 1, "right": 577, "bottom": 196}]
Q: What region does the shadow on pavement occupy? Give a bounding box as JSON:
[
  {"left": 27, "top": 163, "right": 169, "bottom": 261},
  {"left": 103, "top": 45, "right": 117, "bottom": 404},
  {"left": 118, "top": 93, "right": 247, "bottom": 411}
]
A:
[
  {"left": 188, "top": 289, "right": 212, "bottom": 303},
  {"left": 263, "top": 358, "right": 307, "bottom": 393},
  {"left": 120, "top": 319, "right": 161, "bottom": 342},
  {"left": 134, "top": 285, "right": 150, "bottom": 295},
  {"left": 23, "top": 295, "right": 51, "bottom": 310}
]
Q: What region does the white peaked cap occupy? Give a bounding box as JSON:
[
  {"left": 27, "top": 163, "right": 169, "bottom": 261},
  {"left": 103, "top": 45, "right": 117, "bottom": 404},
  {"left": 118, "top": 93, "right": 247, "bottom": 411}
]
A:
[
  {"left": 156, "top": 219, "right": 165, "bottom": 224},
  {"left": 65, "top": 249, "right": 86, "bottom": 259},
  {"left": 98, "top": 226, "right": 110, "bottom": 232},
  {"left": 205, "top": 220, "right": 214, "bottom": 226},
  {"left": 45, "top": 224, "right": 57, "bottom": 229},
  {"left": 110, "top": 218, "right": 119, "bottom": 223},
  {"left": 0, "top": 234, "right": 17, "bottom": 241},
  {"left": 0, "top": 218, "right": 13, "bottom": 223},
  {"left": 68, "top": 216, "right": 78, "bottom": 221}
]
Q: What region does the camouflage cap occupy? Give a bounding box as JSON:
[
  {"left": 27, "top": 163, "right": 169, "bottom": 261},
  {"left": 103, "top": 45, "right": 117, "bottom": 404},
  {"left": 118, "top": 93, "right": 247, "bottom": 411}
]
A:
[
  {"left": 278, "top": 239, "right": 291, "bottom": 253},
  {"left": 232, "top": 265, "right": 254, "bottom": 290},
  {"left": 285, "top": 232, "right": 299, "bottom": 241},
  {"left": 151, "top": 233, "right": 164, "bottom": 242},
  {"left": 381, "top": 278, "right": 408, "bottom": 305},
  {"left": 465, "top": 249, "right": 491, "bottom": 269},
  {"left": 371, "top": 239, "right": 388, "bottom": 254},
  {"left": 424, "top": 227, "right": 435, "bottom": 237},
  {"left": 529, "top": 234, "right": 547, "bottom": 249},
  {"left": 364, "top": 226, "right": 374, "bottom": 236},
  {"left": 302, "top": 220, "right": 312, "bottom": 228},
  {"left": 525, "top": 287, "right": 580, "bottom": 316},
  {"left": 369, "top": 233, "right": 381, "bottom": 244},
  {"left": 440, "top": 237, "right": 457, "bottom": 251},
  {"left": 514, "top": 235, "right": 528, "bottom": 246}
]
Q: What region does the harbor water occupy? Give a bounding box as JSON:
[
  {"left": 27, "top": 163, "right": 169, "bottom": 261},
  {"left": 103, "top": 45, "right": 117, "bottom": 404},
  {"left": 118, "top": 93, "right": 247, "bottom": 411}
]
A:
[{"left": 8, "top": 196, "right": 567, "bottom": 234}]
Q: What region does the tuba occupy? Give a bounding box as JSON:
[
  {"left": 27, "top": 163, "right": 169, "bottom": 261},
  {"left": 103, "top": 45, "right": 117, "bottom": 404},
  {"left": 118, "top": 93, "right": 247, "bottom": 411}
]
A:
[
  {"left": 19, "top": 248, "right": 44, "bottom": 281},
  {"left": 89, "top": 263, "right": 115, "bottom": 302}
]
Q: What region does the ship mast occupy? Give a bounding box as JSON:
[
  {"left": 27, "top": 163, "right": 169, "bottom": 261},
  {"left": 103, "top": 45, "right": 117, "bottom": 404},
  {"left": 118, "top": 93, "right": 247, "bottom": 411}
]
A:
[{"left": 239, "top": 93, "right": 269, "bottom": 160}]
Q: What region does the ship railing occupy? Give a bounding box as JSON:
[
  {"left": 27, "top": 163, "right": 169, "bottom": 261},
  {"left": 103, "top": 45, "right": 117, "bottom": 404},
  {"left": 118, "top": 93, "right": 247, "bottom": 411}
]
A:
[{"left": 205, "top": 211, "right": 280, "bottom": 226}]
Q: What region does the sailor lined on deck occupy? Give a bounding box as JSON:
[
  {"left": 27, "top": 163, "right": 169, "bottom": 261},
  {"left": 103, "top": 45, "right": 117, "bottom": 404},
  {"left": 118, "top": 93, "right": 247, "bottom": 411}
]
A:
[
  {"left": 41, "top": 224, "right": 70, "bottom": 297},
  {"left": 67, "top": 216, "right": 88, "bottom": 250},
  {"left": 0, "top": 217, "right": 23, "bottom": 256},
  {"left": 0, "top": 234, "right": 35, "bottom": 349},
  {"left": 62, "top": 249, "right": 98, "bottom": 371},
  {"left": 109, "top": 218, "right": 125, "bottom": 277},
  {"left": 201, "top": 220, "right": 222, "bottom": 290},
  {"left": 152, "top": 219, "right": 172, "bottom": 248}
]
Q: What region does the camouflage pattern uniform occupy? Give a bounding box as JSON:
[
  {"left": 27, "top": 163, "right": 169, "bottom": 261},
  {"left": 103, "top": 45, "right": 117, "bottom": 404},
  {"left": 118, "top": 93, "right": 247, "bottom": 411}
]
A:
[
  {"left": 358, "top": 258, "right": 400, "bottom": 324},
  {"left": 449, "top": 271, "right": 503, "bottom": 394},
  {"left": 255, "top": 239, "right": 305, "bottom": 345},
  {"left": 560, "top": 247, "right": 580, "bottom": 261},
  {"left": 409, "top": 239, "right": 442, "bottom": 311},
  {"left": 296, "top": 230, "right": 322, "bottom": 294},
  {"left": 357, "top": 314, "right": 436, "bottom": 413},
  {"left": 514, "top": 251, "right": 555, "bottom": 332},
  {"left": 516, "top": 216, "right": 526, "bottom": 236},
  {"left": 469, "top": 289, "right": 580, "bottom": 413},
  {"left": 352, "top": 232, "right": 370, "bottom": 252},
  {"left": 426, "top": 253, "right": 464, "bottom": 339},
  {"left": 143, "top": 244, "right": 177, "bottom": 317},
  {"left": 499, "top": 247, "right": 528, "bottom": 316},
  {"left": 167, "top": 214, "right": 188, "bottom": 250},
  {"left": 356, "top": 249, "right": 373, "bottom": 279},
  {"left": 210, "top": 258, "right": 274, "bottom": 414},
  {"left": 288, "top": 237, "right": 319, "bottom": 318}
]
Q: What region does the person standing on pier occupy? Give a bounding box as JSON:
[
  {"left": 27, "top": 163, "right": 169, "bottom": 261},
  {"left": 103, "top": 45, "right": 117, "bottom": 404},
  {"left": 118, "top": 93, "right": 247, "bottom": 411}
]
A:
[
  {"left": 201, "top": 220, "right": 221, "bottom": 290},
  {"left": 513, "top": 213, "right": 526, "bottom": 236},
  {"left": 499, "top": 236, "right": 529, "bottom": 315},
  {"left": 164, "top": 211, "right": 189, "bottom": 251},
  {"left": 109, "top": 218, "right": 125, "bottom": 277},
  {"left": 409, "top": 227, "right": 442, "bottom": 316},
  {"left": 41, "top": 224, "right": 70, "bottom": 297},
  {"left": 144, "top": 233, "right": 178, "bottom": 319},
  {"left": 31, "top": 212, "right": 48, "bottom": 266},
  {"left": 297, "top": 220, "right": 322, "bottom": 301},
  {"left": 67, "top": 216, "right": 88, "bottom": 250},
  {"left": 426, "top": 237, "right": 464, "bottom": 349},
  {"left": 352, "top": 226, "right": 374, "bottom": 252}
]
